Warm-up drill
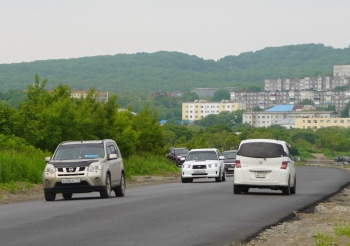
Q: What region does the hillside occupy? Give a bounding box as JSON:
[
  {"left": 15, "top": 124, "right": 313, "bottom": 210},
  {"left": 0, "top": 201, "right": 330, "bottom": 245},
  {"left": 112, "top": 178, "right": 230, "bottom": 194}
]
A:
[{"left": 0, "top": 43, "right": 350, "bottom": 95}]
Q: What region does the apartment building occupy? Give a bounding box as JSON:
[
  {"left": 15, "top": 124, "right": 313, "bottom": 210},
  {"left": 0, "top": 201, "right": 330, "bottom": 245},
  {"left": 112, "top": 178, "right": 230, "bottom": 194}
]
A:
[
  {"left": 182, "top": 100, "right": 246, "bottom": 121},
  {"left": 71, "top": 90, "right": 108, "bottom": 102},
  {"left": 295, "top": 117, "right": 350, "bottom": 129},
  {"left": 242, "top": 105, "right": 336, "bottom": 128},
  {"left": 231, "top": 90, "right": 350, "bottom": 113},
  {"left": 334, "top": 65, "right": 350, "bottom": 77}
]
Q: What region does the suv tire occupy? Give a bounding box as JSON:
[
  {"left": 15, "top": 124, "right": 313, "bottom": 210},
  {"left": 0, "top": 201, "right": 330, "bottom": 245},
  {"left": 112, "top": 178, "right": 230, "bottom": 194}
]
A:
[
  {"left": 100, "top": 174, "right": 112, "bottom": 198},
  {"left": 62, "top": 193, "right": 73, "bottom": 199},
  {"left": 114, "top": 173, "right": 126, "bottom": 197},
  {"left": 44, "top": 191, "right": 56, "bottom": 201},
  {"left": 215, "top": 171, "right": 222, "bottom": 182},
  {"left": 222, "top": 169, "right": 226, "bottom": 182}
]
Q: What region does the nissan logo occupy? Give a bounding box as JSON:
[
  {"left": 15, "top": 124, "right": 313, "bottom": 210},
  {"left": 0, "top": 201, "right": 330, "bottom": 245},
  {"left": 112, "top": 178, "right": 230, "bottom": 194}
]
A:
[{"left": 68, "top": 167, "right": 74, "bottom": 172}]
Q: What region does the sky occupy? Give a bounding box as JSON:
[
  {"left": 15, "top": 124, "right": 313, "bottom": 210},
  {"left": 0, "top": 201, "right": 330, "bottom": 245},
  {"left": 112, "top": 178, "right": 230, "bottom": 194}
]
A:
[{"left": 1, "top": 0, "right": 350, "bottom": 64}]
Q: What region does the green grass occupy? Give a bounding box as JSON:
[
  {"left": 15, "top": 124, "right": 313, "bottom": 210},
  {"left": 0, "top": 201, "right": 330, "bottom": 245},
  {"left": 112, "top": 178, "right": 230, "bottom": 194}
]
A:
[
  {"left": 314, "top": 222, "right": 350, "bottom": 246},
  {"left": 0, "top": 148, "right": 48, "bottom": 184},
  {"left": 123, "top": 153, "right": 179, "bottom": 179},
  {"left": 0, "top": 181, "right": 34, "bottom": 194}
]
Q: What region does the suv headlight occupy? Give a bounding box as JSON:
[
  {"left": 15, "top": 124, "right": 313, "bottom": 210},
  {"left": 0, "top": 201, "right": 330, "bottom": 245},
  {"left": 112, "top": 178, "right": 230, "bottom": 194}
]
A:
[
  {"left": 45, "top": 164, "right": 56, "bottom": 174},
  {"left": 88, "top": 163, "right": 102, "bottom": 172},
  {"left": 183, "top": 164, "right": 192, "bottom": 168},
  {"left": 208, "top": 163, "right": 218, "bottom": 168}
]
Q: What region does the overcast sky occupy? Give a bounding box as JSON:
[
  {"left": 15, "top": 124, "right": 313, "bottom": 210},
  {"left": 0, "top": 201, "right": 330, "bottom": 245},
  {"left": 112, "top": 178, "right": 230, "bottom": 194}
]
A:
[{"left": 1, "top": 0, "right": 350, "bottom": 64}]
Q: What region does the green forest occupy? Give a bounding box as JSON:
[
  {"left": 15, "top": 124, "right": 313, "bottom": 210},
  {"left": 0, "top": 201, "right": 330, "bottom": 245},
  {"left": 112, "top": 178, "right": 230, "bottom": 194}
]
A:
[
  {"left": 1, "top": 43, "right": 350, "bottom": 95},
  {"left": 1, "top": 75, "right": 350, "bottom": 193}
]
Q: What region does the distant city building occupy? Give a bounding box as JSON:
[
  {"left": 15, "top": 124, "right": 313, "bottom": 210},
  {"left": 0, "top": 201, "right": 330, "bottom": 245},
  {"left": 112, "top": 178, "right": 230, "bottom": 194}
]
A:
[
  {"left": 295, "top": 117, "right": 350, "bottom": 129},
  {"left": 71, "top": 90, "right": 108, "bottom": 102},
  {"left": 191, "top": 88, "right": 219, "bottom": 98},
  {"left": 231, "top": 89, "right": 350, "bottom": 112},
  {"left": 242, "top": 105, "right": 337, "bottom": 128},
  {"left": 334, "top": 65, "right": 350, "bottom": 77},
  {"left": 182, "top": 100, "right": 246, "bottom": 121}
]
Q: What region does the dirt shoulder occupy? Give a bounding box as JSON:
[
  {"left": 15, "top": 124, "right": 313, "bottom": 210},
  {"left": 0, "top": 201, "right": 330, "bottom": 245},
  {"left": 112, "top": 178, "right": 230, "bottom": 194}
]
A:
[{"left": 0, "top": 175, "right": 181, "bottom": 205}]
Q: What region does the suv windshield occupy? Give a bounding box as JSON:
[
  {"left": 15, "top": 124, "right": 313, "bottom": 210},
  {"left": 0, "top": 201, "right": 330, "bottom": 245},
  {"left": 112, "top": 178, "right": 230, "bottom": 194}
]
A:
[
  {"left": 53, "top": 143, "right": 105, "bottom": 160},
  {"left": 223, "top": 151, "right": 237, "bottom": 159},
  {"left": 238, "top": 142, "right": 285, "bottom": 158},
  {"left": 174, "top": 149, "right": 189, "bottom": 155},
  {"left": 186, "top": 151, "right": 218, "bottom": 161}
]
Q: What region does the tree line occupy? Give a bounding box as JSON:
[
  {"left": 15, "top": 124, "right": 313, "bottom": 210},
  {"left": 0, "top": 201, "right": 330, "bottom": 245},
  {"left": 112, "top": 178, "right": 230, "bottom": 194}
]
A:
[
  {"left": 1, "top": 44, "right": 350, "bottom": 95},
  {"left": 1, "top": 74, "right": 350, "bottom": 162}
]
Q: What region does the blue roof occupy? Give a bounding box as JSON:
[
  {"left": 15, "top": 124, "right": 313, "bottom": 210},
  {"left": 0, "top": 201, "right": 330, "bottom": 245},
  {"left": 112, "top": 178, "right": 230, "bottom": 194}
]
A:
[{"left": 265, "top": 105, "right": 294, "bottom": 112}]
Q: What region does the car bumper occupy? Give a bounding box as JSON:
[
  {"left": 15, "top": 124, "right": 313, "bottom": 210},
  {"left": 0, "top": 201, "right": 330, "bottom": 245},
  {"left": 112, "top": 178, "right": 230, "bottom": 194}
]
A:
[
  {"left": 234, "top": 170, "right": 290, "bottom": 187},
  {"left": 42, "top": 171, "right": 107, "bottom": 194},
  {"left": 224, "top": 165, "right": 235, "bottom": 174},
  {"left": 182, "top": 169, "right": 220, "bottom": 178}
]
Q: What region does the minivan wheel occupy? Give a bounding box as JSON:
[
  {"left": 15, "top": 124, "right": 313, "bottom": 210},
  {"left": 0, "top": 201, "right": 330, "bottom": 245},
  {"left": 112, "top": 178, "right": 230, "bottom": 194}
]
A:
[
  {"left": 233, "top": 185, "right": 242, "bottom": 194},
  {"left": 62, "top": 193, "right": 72, "bottom": 199},
  {"left": 282, "top": 177, "right": 291, "bottom": 195},
  {"left": 100, "top": 174, "right": 112, "bottom": 198},
  {"left": 290, "top": 176, "right": 296, "bottom": 194},
  {"left": 114, "top": 173, "right": 126, "bottom": 197},
  {"left": 44, "top": 191, "right": 56, "bottom": 201},
  {"left": 241, "top": 186, "right": 249, "bottom": 193}
]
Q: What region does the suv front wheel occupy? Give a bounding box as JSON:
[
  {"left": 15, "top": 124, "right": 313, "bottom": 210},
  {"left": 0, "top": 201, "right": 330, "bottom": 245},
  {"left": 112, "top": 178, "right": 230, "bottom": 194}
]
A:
[
  {"left": 100, "top": 174, "right": 112, "bottom": 198},
  {"left": 114, "top": 173, "right": 126, "bottom": 197}
]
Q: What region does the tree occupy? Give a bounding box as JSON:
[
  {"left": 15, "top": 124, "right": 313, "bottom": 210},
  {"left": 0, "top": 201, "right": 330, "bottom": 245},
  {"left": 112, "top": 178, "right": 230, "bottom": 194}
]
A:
[
  {"left": 212, "top": 89, "right": 230, "bottom": 101},
  {"left": 298, "top": 99, "right": 314, "bottom": 106},
  {"left": 341, "top": 101, "right": 350, "bottom": 117}
]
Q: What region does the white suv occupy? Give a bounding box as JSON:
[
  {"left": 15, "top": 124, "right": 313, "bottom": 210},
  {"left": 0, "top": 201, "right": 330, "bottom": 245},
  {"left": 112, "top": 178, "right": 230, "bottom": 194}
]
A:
[
  {"left": 181, "top": 148, "right": 226, "bottom": 183},
  {"left": 233, "top": 139, "right": 296, "bottom": 195},
  {"left": 42, "top": 140, "right": 126, "bottom": 201}
]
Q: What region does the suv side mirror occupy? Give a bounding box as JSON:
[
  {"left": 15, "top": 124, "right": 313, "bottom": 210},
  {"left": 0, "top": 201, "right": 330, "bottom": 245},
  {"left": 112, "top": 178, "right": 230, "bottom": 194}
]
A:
[
  {"left": 45, "top": 157, "right": 51, "bottom": 162},
  {"left": 109, "top": 153, "right": 118, "bottom": 160},
  {"left": 219, "top": 156, "right": 225, "bottom": 160}
]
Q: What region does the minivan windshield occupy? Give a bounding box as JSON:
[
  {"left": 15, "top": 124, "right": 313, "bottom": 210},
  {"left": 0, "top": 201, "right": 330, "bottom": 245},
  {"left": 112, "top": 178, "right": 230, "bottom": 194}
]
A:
[
  {"left": 238, "top": 142, "right": 285, "bottom": 158},
  {"left": 53, "top": 143, "right": 104, "bottom": 160}
]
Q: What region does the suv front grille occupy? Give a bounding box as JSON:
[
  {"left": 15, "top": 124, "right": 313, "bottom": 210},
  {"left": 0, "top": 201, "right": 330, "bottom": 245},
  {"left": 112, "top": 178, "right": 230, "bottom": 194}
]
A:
[
  {"left": 57, "top": 167, "right": 86, "bottom": 177},
  {"left": 193, "top": 165, "right": 206, "bottom": 169}
]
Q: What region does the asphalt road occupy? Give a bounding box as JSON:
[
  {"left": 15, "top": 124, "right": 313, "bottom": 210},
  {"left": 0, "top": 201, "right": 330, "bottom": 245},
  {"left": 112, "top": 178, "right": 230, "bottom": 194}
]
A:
[{"left": 0, "top": 166, "right": 349, "bottom": 246}]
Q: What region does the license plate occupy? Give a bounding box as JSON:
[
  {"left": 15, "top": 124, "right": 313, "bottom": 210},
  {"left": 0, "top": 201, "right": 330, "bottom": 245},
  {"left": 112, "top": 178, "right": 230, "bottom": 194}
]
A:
[
  {"left": 61, "top": 178, "right": 81, "bottom": 184},
  {"left": 193, "top": 169, "right": 205, "bottom": 174},
  {"left": 255, "top": 172, "right": 266, "bottom": 178},
  {"left": 228, "top": 168, "right": 235, "bottom": 170}
]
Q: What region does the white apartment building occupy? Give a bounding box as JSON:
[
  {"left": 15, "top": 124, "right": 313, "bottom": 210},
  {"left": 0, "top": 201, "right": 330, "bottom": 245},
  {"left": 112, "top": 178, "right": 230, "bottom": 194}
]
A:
[
  {"left": 182, "top": 100, "right": 246, "bottom": 121},
  {"left": 242, "top": 105, "right": 337, "bottom": 128}
]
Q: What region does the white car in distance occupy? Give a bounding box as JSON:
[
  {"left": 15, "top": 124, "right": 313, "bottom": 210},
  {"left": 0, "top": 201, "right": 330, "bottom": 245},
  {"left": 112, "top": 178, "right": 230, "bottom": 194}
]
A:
[
  {"left": 181, "top": 148, "right": 226, "bottom": 183},
  {"left": 233, "top": 139, "right": 297, "bottom": 195}
]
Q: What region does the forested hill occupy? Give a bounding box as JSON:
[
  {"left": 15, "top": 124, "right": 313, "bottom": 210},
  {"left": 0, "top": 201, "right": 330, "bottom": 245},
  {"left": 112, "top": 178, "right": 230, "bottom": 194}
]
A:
[{"left": 1, "top": 43, "right": 350, "bottom": 95}]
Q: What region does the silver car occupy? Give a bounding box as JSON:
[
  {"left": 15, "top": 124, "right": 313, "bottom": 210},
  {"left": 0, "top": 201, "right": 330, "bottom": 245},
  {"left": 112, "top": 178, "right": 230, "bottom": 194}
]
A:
[{"left": 42, "top": 139, "right": 125, "bottom": 201}]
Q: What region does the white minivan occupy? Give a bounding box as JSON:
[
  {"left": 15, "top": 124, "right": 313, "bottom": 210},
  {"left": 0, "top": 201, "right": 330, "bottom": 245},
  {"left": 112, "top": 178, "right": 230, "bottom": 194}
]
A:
[{"left": 233, "top": 139, "right": 296, "bottom": 195}]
